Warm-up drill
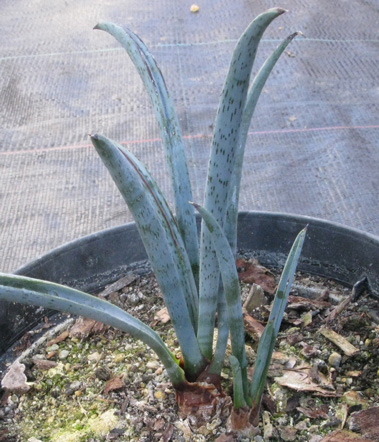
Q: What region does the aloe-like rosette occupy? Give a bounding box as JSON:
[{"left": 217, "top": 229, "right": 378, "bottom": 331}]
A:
[
  {"left": 0, "top": 274, "right": 186, "bottom": 388},
  {"left": 198, "top": 8, "right": 287, "bottom": 360},
  {"left": 0, "top": 8, "right": 307, "bottom": 427}
]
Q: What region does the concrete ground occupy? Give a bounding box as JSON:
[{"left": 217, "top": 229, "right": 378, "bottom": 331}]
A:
[{"left": 0, "top": 0, "right": 378, "bottom": 272}]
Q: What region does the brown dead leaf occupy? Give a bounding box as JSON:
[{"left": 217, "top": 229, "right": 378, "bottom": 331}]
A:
[
  {"left": 69, "top": 317, "right": 109, "bottom": 339},
  {"left": 243, "top": 312, "right": 264, "bottom": 340},
  {"left": 1, "top": 360, "right": 30, "bottom": 394},
  {"left": 103, "top": 376, "right": 125, "bottom": 395},
  {"left": 236, "top": 258, "right": 276, "bottom": 294},
  {"left": 287, "top": 295, "right": 331, "bottom": 311},
  {"left": 0, "top": 428, "right": 10, "bottom": 442},
  {"left": 155, "top": 307, "right": 171, "bottom": 324},
  {"left": 274, "top": 364, "right": 336, "bottom": 397},
  {"left": 349, "top": 407, "right": 379, "bottom": 441},
  {"left": 161, "top": 423, "right": 174, "bottom": 442},
  {"left": 215, "top": 434, "right": 236, "bottom": 442},
  {"left": 32, "top": 359, "right": 58, "bottom": 370},
  {"left": 46, "top": 330, "right": 69, "bottom": 347},
  {"left": 297, "top": 405, "right": 329, "bottom": 419},
  {"left": 320, "top": 429, "right": 377, "bottom": 442},
  {"left": 153, "top": 418, "right": 166, "bottom": 431}
]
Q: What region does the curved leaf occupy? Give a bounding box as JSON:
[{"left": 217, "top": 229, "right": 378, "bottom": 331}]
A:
[
  {"left": 269, "top": 226, "right": 307, "bottom": 335},
  {"left": 198, "top": 8, "right": 286, "bottom": 359},
  {"left": 192, "top": 202, "right": 248, "bottom": 399},
  {"left": 226, "top": 32, "right": 303, "bottom": 253},
  {"left": 91, "top": 134, "right": 206, "bottom": 379},
  {"left": 0, "top": 273, "right": 186, "bottom": 388},
  {"left": 94, "top": 22, "right": 199, "bottom": 283},
  {"left": 101, "top": 136, "right": 199, "bottom": 330}
]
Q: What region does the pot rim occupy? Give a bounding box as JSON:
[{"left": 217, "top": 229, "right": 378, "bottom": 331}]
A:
[{"left": 15, "top": 210, "right": 379, "bottom": 276}]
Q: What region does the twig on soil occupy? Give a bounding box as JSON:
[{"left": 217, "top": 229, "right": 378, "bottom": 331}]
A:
[{"left": 324, "top": 277, "right": 368, "bottom": 323}]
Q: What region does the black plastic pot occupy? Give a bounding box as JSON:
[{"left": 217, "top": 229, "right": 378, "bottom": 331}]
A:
[{"left": 1, "top": 211, "right": 378, "bottom": 357}]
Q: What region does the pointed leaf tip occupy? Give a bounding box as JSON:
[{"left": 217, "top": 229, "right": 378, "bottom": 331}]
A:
[
  {"left": 188, "top": 201, "right": 200, "bottom": 210},
  {"left": 273, "top": 7, "right": 288, "bottom": 15},
  {"left": 288, "top": 31, "right": 305, "bottom": 41}
]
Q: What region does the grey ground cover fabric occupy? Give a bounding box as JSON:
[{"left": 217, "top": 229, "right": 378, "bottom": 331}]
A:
[{"left": 0, "top": 0, "right": 378, "bottom": 272}]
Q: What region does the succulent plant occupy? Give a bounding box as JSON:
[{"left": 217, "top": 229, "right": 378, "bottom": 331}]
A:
[{"left": 0, "top": 8, "right": 305, "bottom": 430}]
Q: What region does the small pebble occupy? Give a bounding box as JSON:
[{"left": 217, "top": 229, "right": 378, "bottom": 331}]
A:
[
  {"left": 58, "top": 350, "right": 70, "bottom": 360},
  {"left": 95, "top": 366, "right": 111, "bottom": 381},
  {"left": 328, "top": 352, "right": 342, "bottom": 368},
  {"left": 88, "top": 351, "right": 102, "bottom": 362},
  {"left": 154, "top": 390, "right": 165, "bottom": 400}
]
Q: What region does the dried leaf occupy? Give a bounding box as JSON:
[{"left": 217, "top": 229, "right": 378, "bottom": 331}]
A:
[
  {"left": 215, "top": 434, "right": 236, "bottom": 442},
  {"left": 297, "top": 405, "right": 329, "bottom": 419},
  {"left": 287, "top": 295, "right": 331, "bottom": 311},
  {"left": 236, "top": 259, "right": 276, "bottom": 294},
  {"left": 103, "top": 376, "right": 125, "bottom": 395},
  {"left": 320, "top": 328, "right": 359, "bottom": 356},
  {"left": 349, "top": 407, "right": 379, "bottom": 441},
  {"left": 1, "top": 360, "right": 30, "bottom": 394},
  {"left": 161, "top": 423, "right": 174, "bottom": 442},
  {"left": 243, "top": 312, "right": 264, "bottom": 340},
  {"left": 274, "top": 364, "right": 336, "bottom": 397},
  {"left": 32, "top": 359, "right": 58, "bottom": 370},
  {"left": 320, "top": 429, "right": 377, "bottom": 442},
  {"left": 69, "top": 317, "right": 109, "bottom": 339},
  {"left": 154, "top": 307, "right": 171, "bottom": 324}
]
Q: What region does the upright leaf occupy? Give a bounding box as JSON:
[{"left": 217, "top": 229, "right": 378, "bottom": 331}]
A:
[
  {"left": 192, "top": 202, "right": 249, "bottom": 400},
  {"left": 198, "top": 8, "right": 286, "bottom": 359},
  {"left": 94, "top": 22, "right": 200, "bottom": 284},
  {"left": 250, "top": 227, "right": 307, "bottom": 423},
  {"left": 229, "top": 355, "right": 247, "bottom": 410},
  {"left": 91, "top": 134, "right": 206, "bottom": 380},
  {"left": 269, "top": 226, "right": 307, "bottom": 335},
  {"left": 226, "top": 32, "right": 302, "bottom": 253},
  {"left": 249, "top": 320, "right": 276, "bottom": 424},
  {"left": 0, "top": 274, "right": 186, "bottom": 388},
  {"left": 98, "top": 136, "right": 199, "bottom": 330}
]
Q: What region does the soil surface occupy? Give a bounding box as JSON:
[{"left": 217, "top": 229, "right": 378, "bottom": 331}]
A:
[{"left": 0, "top": 259, "right": 378, "bottom": 442}]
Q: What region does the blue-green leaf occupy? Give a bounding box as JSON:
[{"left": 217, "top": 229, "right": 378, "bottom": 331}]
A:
[
  {"left": 198, "top": 8, "right": 286, "bottom": 359},
  {"left": 269, "top": 226, "right": 307, "bottom": 335},
  {"left": 94, "top": 22, "right": 199, "bottom": 284},
  {"left": 249, "top": 320, "right": 276, "bottom": 423},
  {"left": 208, "top": 285, "right": 229, "bottom": 375},
  {"left": 0, "top": 273, "right": 186, "bottom": 388},
  {"left": 249, "top": 227, "right": 306, "bottom": 423},
  {"left": 226, "top": 32, "right": 302, "bottom": 253},
  {"left": 96, "top": 135, "right": 199, "bottom": 331},
  {"left": 192, "top": 202, "right": 248, "bottom": 399},
  {"left": 229, "top": 355, "right": 247, "bottom": 410},
  {"left": 91, "top": 134, "right": 206, "bottom": 379}
]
